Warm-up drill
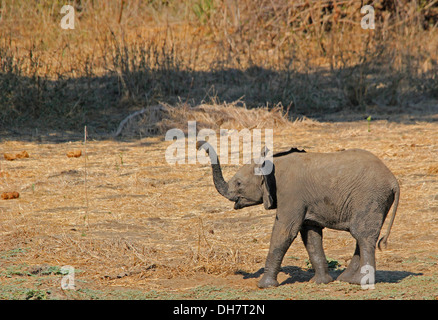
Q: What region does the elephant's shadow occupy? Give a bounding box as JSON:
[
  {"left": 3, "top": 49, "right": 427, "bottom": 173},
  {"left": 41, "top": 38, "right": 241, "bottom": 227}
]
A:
[{"left": 237, "top": 267, "right": 422, "bottom": 285}]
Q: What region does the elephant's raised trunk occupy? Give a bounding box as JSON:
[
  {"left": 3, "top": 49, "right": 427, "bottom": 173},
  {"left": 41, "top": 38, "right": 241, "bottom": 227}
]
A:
[{"left": 196, "top": 140, "right": 234, "bottom": 201}]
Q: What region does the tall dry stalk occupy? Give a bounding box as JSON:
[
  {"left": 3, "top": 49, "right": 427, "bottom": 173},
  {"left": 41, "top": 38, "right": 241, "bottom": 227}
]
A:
[{"left": 84, "top": 125, "right": 89, "bottom": 228}]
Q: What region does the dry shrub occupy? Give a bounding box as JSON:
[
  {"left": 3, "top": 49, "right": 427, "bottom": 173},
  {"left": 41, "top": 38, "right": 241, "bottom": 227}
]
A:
[
  {"left": 119, "top": 101, "right": 291, "bottom": 137},
  {"left": 0, "top": 1, "right": 437, "bottom": 131},
  {"left": 165, "top": 102, "right": 290, "bottom": 131}
]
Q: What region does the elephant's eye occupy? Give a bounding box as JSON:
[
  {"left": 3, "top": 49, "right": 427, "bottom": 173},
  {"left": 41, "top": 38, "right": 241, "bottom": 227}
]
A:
[{"left": 236, "top": 181, "right": 241, "bottom": 187}]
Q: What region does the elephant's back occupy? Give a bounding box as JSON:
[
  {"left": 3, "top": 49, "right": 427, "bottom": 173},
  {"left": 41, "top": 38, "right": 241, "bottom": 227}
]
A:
[{"left": 276, "top": 148, "right": 397, "bottom": 186}]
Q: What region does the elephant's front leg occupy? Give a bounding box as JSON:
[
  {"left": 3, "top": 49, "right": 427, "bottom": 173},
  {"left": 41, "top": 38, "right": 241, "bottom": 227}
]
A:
[{"left": 258, "top": 211, "right": 303, "bottom": 289}]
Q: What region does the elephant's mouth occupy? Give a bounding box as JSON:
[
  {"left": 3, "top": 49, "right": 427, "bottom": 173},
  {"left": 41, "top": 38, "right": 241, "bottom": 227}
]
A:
[
  {"left": 234, "top": 198, "right": 243, "bottom": 210},
  {"left": 232, "top": 197, "right": 263, "bottom": 210},
  {"left": 233, "top": 197, "right": 258, "bottom": 210}
]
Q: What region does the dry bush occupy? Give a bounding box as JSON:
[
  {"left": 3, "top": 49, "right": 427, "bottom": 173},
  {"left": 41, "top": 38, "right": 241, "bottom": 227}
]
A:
[
  {"left": 0, "top": 1, "right": 437, "bottom": 132},
  {"left": 118, "top": 101, "right": 291, "bottom": 137}
]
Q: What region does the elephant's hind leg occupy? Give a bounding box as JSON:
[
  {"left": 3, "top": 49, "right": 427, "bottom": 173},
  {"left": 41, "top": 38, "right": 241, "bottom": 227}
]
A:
[
  {"left": 337, "top": 242, "right": 361, "bottom": 283},
  {"left": 300, "top": 225, "right": 333, "bottom": 284},
  {"left": 340, "top": 215, "right": 381, "bottom": 284},
  {"left": 338, "top": 199, "right": 387, "bottom": 285},
  {"left": 337, "top": 239, "right": 376, "bottom": 285}
]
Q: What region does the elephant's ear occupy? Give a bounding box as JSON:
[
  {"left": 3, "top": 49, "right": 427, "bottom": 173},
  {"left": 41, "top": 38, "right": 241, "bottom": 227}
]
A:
[{"left": 261, "top": 160, "right": 277, "bottom": 210}]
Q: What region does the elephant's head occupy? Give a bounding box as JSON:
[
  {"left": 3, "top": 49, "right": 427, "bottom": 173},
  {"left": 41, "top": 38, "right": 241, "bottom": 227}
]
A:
[{"left": 196, "top": 140, "right": 277, "bottom": 210}]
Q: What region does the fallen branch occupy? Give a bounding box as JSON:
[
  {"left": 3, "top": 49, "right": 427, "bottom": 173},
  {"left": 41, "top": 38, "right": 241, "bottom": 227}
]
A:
[{"left": 113, "top": 105, "right": 166, "bottom": 137}]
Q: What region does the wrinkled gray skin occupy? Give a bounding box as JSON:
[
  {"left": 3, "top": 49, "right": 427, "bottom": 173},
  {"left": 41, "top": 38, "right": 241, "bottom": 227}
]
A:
[{"left": 197, "top": 141, "right": 400, "bottom": 288}]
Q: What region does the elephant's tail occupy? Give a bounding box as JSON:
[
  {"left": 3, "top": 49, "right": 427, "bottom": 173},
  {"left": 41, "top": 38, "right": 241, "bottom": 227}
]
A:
[{"left": 378, "top": 182, "right": 400, "bottom": 251}]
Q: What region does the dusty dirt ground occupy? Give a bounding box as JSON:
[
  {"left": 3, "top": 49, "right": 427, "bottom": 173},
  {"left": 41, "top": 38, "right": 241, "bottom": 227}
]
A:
[{"left": 1, "top": 118, "right": 438, "bottom": 299}]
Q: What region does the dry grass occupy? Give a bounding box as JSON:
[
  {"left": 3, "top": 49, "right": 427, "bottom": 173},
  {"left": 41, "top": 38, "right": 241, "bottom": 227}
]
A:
[
  {"left": 1, "top": 108, "right": 437, "bottom": 295},
  {"left": 1, "top": 1, "right": 437, "bottom": 131},
  {"left": 0, "top": 0, "right": 437, "bottom": 299},
  {"left": 119, "top": 101, "right": 291, "bottom": 137}
]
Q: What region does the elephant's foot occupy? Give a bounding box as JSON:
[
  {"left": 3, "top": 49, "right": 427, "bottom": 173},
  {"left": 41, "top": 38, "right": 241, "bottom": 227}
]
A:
[
  {"left": 337, "top": 255, "right": 361, "bottom": 284},
  {"left": 310, "top": 273, "right": 333, "bottom": 284},
  {"left": 337, "top": 269, "right": 362, "bottom": 284},
  {"left": 257, "top": 275, "right": 279, "bottom": 289}
]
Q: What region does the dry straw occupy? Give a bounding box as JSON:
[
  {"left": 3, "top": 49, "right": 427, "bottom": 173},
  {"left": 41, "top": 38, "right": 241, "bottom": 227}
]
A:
[
  {"left": 0, "top": 0, "right": 437, "bottom": 294},
  {"left": 117, "top": 101, "right": 292, "bottom": 137},
  {"left": 1, "top": 113, "right": 437, "bottom": 289}
]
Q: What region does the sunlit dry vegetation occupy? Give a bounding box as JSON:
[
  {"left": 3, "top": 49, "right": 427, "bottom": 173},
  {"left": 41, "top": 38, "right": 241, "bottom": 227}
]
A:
[
  {"left": 0, "top": 0, "right": 437, "bottom": 132},
  {"left": 1, "top": 118, "right": 438, "bottom": 299},
  {"left": 1, "top": 1, "right": 438, "bottom": 299}
]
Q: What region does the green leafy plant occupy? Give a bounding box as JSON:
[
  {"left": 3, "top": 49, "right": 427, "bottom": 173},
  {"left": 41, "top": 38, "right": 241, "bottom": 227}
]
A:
[
  {"left": 192, "top": 0, "right": 214, "bottom": 24},
  {"left": 40, "top": 266, "right": 64, "bottom": 276},
  {"left": 25, "top": 289, "right": 50, "bottom": 300},
  {"left": 306, "top": 257, "right": 341, "bottom": 270},
  {"left": 367, "top": 115, "right": 372, "bottom": 132}
]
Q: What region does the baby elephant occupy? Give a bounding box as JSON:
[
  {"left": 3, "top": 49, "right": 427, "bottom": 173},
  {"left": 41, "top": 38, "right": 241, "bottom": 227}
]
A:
[{"left": 197, "top": 141, "right": 399, "bottom": 288}]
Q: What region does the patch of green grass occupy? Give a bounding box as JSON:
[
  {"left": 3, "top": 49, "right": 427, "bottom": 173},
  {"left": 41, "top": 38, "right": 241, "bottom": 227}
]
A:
[
  {"left": 0, "top": 284, "right": 28, "bottom": 300},
  {"left": 1, "top": 264, "right": 31, "bottom": 278},
  {"left": 38, "top": 265, "right": 74, "bottom": 276},
  {"left": 192, "top": 0, "right": 214, "bottom": 24},
  {"left": 305, "top": 257, "right": 341, "bottom": 270},
  {"left": 1, "top": 248, "right": 28, "bottom": 259},
  {"left": 401, "top": 256, "right": 438, "bottom": 268},
  {"left": 25, "top": 289, "right": 50, "bottom": 300}
]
